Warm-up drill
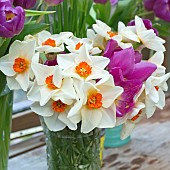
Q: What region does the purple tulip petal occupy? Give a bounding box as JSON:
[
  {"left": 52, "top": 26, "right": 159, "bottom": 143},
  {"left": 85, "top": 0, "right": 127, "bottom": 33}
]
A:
[
  {"left": 153, "top": 0, "right": 170, "bottom": 22},
  {"left": 126, "top": 61, "right": 157, "bottom": 81},
  {"left": 44, "top": 59, "right": 58, "bottom": 66},
  {"left": 144, "top": 0, "right": 155, "bottom": 11},
  {"left": 103, "top": 39, "right": 118, "bottom": 59},
  {"left": 108, "top": 47, "right": 135, "bottom": 77},
  {"left": 134, "top": 51, "right": 142, "bottom": 63},
  {"left": 13, "top": 0, "right": 36, "bottom": 9},
  {"left": 109, "top": 67, "right": 124, "bottom": 86},
  {"left": 116, "top": 79, "right": 142, "bottom": 117}
]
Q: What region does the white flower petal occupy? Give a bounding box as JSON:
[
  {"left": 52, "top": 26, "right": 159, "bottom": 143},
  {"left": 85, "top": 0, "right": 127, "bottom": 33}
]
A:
[
  {"left": 27, "top": 81, "right": 41, "bottom": 102},
  {"left": 156, "top": 90, "right": 165, "bottom": 109},
  {"left": 67, "top": 101, "right": 82, "bottom": 124},
  {"left": 121, "top": 121, "right": 135, "bottom": 140},
  {"left": 58, "top": 111, "right": 77, "bottom": 130},
  {"left": 31, "top": 101, "right": 53, "bottom": 117},
  {"left": 98, "top": 107, "right": 116, "bottom": 128},
  {"left": 149, "top": 51, "right": 164, "bottom": 65},
  {"left": 44, "top": 114, "right": 66, "bottom": 132},
  {"left": 145, "top": 96, "right": 156, "bottom": 118},
  {"left": 15, "top": 71, "right": 29, "bottom": 91},
  {"left": 91, "top": 56, "right": 110, "bottom": 69},
  {"left": 31, "top": 63, "right": 56, "bottom": 85},
  {"left": 40, "top": 87, "right": 58, "bottom": 106},
  {"left": 6, "top": 76, "right": 21, "bottom": 90},
  {"left": 57, "top": 53, "right": 76, "bottom": 69},
  {"left": 0, "top": 54, "right": 16, "bottom": 76},
  {"left": 81, "top": 106, "right": 102, "bottom": 133}
]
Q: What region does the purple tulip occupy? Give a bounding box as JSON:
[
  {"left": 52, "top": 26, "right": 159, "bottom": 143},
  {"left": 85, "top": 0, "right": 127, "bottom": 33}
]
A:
[
  {"left": 153, "top": 0, "right": 170, "bottom": 22},
  {"left": 144, "top": 0, "right": 155, "bottom": 10},
  {"left": 0, "top": 0, "right": 12, "bottom": 8},
  {"left": 44, "top": 0, "right": 63, "bottom": 6},
  {"left": 0, "top": 2, "right": 25, "bottom": 38},
  {"left": 107, "top": 47, "right": 157, "bottom": 117},
  {"left": 128, "top": 18, "right": 158, "bottom": 36},
  {"left": 144, "top": 0, "right": 170, "bottom": 22},
  {"left": 13, "top": 0, "right": 36, "bottom": 9}
]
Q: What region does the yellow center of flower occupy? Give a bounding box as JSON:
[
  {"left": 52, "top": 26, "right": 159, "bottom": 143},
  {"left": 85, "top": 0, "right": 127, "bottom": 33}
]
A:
[
  {"left": 87, "top": 93, "right": 103, "bottom": 109},
  {"left": 155, "top": 86, "right": 159, "bottom": 91},
  {"left": 107, "top": 31, "right": 117, "bottom": 38},
  {"left": 45, "top": 75, "right": 57, "bottom": 89},
  {"left": 6, "top": 12, "right": 16, "bottom": 21},
  {"left": 75, "top": 42, "right": 83, "bottom": 50},
  {"left": 52, "top": 100, "right": 67, "bottom": 113},
  {"left": 131, "top": 110, "right": 142, "bottom": 121},
  {"left": 13, "top": 58, "right": 29, "bottom": 73},
  {"left": 75, "top": 62, "right": 92, "bottom": 77},
  {"left": 42, "top": 38, "right": 56, "bottom": 47}
]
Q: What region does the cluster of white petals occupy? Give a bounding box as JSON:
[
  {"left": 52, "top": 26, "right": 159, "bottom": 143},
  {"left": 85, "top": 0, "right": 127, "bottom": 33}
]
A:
[{"left": 0, "top": 16, "right": 169, "bottom": 137}]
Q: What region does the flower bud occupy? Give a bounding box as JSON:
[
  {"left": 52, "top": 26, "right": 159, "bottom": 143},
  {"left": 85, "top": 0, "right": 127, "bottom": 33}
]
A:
[
  {"left": 0, "top": 2, "right": 25, "bottom": 38},
  {"left": 13, "top": 0, "right": 36, "bottom": 9},
  {"left": 44, "top": 0, "right": 63, "bottom": 6}
]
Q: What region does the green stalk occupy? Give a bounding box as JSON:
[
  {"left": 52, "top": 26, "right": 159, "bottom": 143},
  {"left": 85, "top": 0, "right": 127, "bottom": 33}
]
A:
[
  {"left": 37, "top": 5, "right": 49, "bottom": 23},
  {"left": 57, "top": 4, "right": 63, "bottom": 33},
  {"left": 0, "top": 87, "right": 13, "bottom": 170},
  {"left": 45, "top": 14, "right": 50, "bottom": 32},
  {"left": 80, "top": 0, "right": 88, "bottom": 37},
  {"left": 53, "top": 6, "right": 57, "bottom": 34},
  {"left": 63, "top": 0, "right": 68, "bottom": 31}
]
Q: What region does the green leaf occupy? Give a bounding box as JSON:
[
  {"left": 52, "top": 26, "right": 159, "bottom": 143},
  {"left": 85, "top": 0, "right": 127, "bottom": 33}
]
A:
[
  {"left": 0, "top": 38, "right": 11, "bottom": 57},
  {"left": 11, "top": 22, "right": 49, "bottom": 42},
  {"left": 25, "top": 9, "right": 56, "bottom": 17},
  {"left": 153, "top": 22, "right": 170, "bottom": 37}
]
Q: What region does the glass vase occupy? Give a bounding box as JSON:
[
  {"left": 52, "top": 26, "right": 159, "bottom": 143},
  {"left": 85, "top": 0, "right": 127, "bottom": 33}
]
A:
[
  {"left": 0, "top": 72, "right": 13, "bottom": 170},
  {"left": 41, "top": 118, "right": 101, "bottom": 170}
]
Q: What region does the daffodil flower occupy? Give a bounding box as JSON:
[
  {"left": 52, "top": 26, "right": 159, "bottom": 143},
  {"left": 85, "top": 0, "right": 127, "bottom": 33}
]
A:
[
  {"left": 36, "top": 30, "right": 73, "bottom": 54},
  {"left": 118, "top": 102, "right": 145, "bottom": 140},
  {"left": 28, "top": 63, "right": 76, "bottom": 106},
  {"left": 134, "top": 16, "right": 165, "bottom": 52},
  {"left": 64, "top": 36, "right": 101, "bottom": 55},
  {"left": 145, "top": 73, "right": 170, "bottom": 118},
  {"left": 0, "top": 40, "right": 36, "bottom": 91},
  {"left": 68, "top": 75, "right": 123, "bottom": 133},
  {"left": 31, "top": 98, "right": 77, "bottom": 132},
  {"left": 57, "top": 45, "right": 110, "bottom": 82}
]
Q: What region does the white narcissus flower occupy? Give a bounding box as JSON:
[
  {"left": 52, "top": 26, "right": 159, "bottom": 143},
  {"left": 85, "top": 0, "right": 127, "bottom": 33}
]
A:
[
  {"left": 28, "top": 63, "right": 76, "bottom": 106},
  {"left": 148, "top": 51, "right": 166, "bottom": 76},
  {"left": 0, "top": 40, "right": 36, "bottom": 91},
  {"left": 68, "top": 75, "right": 123, "bottom": 133},
  {"left": 36, "top": 30, "right": 73, "bottom": 54},
  {"left": 113, "top": 21, "right": 140, "bottom": 49},
  {"left": 87, "top": 29, "right": 107, "bottom": 51},
  {"left": 31, "top": 98, "right": 77, "bottom": 132},
  {"left": 134, "top": 16, "right": 165, "bottom": 52},
  {"left": 119, "top": 102, "right": 145, "bottom": 140},
  {"left": 57, "top": 45, "right": 110, "bottom": 82},
  {"left": 145, "top": 73, "right": 170, "bottom": 118},
  {"left": 64, "top": 36, "right": 101, "bottom": 55},
  {"left": 92, "top": 20, "right": 118, "bottom": 40}
]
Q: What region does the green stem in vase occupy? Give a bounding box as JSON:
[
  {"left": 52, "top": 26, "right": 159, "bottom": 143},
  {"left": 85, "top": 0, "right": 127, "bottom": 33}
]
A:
[
  {"left": 63, "top": 0, "right": 68, "bottom": 31},
  {"left": 57, "top": 4, "right": 63, "bottom": 33}
]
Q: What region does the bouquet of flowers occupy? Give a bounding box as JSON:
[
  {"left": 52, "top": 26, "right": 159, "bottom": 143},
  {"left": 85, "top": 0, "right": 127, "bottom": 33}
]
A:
[{"left": 0, "top": 0, "right": 170, "bottom": 169}]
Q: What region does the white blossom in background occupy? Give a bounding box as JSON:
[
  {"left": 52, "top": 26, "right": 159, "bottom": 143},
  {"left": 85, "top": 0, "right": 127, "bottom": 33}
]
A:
[{"left": 36, "top": 30, "right": 73, "bottom": 54}]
